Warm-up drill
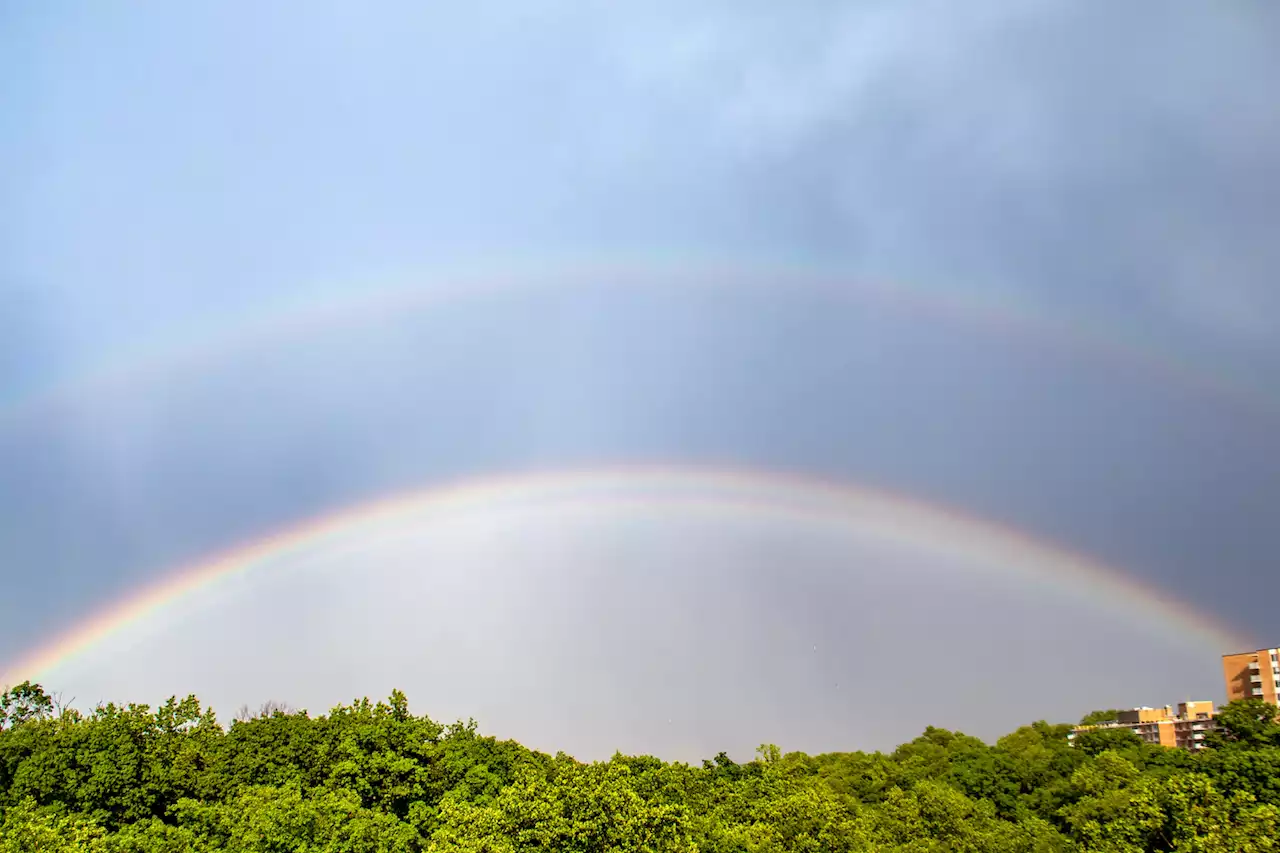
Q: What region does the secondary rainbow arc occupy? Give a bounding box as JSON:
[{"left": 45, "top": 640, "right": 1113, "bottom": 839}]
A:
[{"left": 3, "top": 259, "right": 1275, "bottom": 429}]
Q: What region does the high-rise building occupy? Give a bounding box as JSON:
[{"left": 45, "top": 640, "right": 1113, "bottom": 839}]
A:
[
  {"left": 1222, "top": 647, "right": 1280, "bottom": 704},
  {"left": 1069, "top": 701, "right": 1216, "bottom": 752}
]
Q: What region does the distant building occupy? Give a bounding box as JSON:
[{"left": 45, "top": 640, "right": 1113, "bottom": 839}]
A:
[
  {"left": 1222, "top": 647, "right": 1280, "bottom": 705},
  {"left": 1069, "top": 701, "right": 1216, "bottom": 752}
]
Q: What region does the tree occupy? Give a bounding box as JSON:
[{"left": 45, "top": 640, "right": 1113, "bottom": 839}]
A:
[
  {"left": 1073, "top": 725, "right": 1144, "bottom": 756},
  {"left": 1205, "top": 699, "right": 1280, "bottom": 749},
  {"left": 755, "top": 743, "right": 782, "bottom": 765},
  {"left": 1160, "top": 775, "right": 1280, "bottom": 853},
  {"left": 3, "top": 682, "right": 1279, "bottom": 852},
  {"left": 1079, "top": 709, "right": 1124, "bottom": 726},
  {"left": 233, "top": 699, "right": 295, "bottom": 723},
  {"left": 429, "top": 761, "right": 695, "bottom": 852},
  {"left": 0, "top": 799, "right": 109, "bottom": 852},
  {"left": 0, "top": 682, "right": 54, "bottom": 730},
  {"left": 866, "top": 779, "right": 1061, "bottom": 853},
  {"left": 1198, "top": 745, "right": 1280, "bottom": 807}
]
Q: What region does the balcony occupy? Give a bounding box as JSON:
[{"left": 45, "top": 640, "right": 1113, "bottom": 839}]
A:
[
  {"left": 1250, "top": 661, "right": 1260, "bottom": 670},
  {"left": 1253, "top": 688, "right": 1265, "bottom": 696}
]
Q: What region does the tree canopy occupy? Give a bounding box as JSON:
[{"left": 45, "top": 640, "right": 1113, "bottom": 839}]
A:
[
  {"left": 1078, "top": 709, "right": 1124, "bottom": 727},
  {"left": 1, "top": 682, "right": 1277, "bottom": 852}
]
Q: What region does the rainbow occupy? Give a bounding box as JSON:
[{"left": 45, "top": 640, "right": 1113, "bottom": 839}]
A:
[
  {"left": 1, "top": 465, "right": 1250, "bottom": 688},
  {"left": 3, "top": 259, "right": 1276, "bottom": 429}
]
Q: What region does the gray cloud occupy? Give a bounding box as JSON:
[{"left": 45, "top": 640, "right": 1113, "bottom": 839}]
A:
[
  {"left": 6, "top": 2, "right": 1279, "bottom": 368},
  {"left": 598, "top": 0, "right": 1280, "bottom": 354}
]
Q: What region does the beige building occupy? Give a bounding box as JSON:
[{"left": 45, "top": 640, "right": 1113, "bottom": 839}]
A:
[
  {"left": 1070, "top": 701, "right": 1216, "bottom": 752},
  {"left": 1222, "top": 647, "right": 1280, "bottom": 704}
]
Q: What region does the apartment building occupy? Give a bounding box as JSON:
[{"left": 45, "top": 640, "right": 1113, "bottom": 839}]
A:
[
  {"left": 1222, "top": 647, "right": 1280, "bottom": 704},
  {"left": 1069, "top": 701, "right": 1216, "bottom": 752}
]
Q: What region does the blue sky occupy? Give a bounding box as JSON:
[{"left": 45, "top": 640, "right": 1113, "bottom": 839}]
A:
[{"left": 3, "top": 1, "right": 1279, "bottom": 753}]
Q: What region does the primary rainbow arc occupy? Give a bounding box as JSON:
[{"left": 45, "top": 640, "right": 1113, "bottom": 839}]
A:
[{"left": 1, "top": 464, "right": 1248, "bottom": 688}]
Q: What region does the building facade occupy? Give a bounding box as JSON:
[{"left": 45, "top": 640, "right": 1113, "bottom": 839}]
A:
[
  {"left": 1222, "top": 647, "right": 1280, "bottom": 704},
  {"left": 1070, "top": 701, "right": 1216, "bottom": 752}
]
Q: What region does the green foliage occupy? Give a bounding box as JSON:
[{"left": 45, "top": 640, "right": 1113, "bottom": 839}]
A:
[
  {"left": 1080, "top": 709, "right": 1124, "bottom": 726},
  {"left": 0, "top": 799, "right": 109, "bottom": 852},
  {"left": 1, "top": 683, "right": 1277, "bottom": 852},
  {"left": 0, "top": 682, "right": 54, "bottom": 730},
  {"left": 1197, "top": 745, "right": 1280, "bottom": 808},
  {"left": 1073, "top": 726, "right": 1145, "bottom": 757},
  {"left": 430, "top": 761, "right": 696, "bottom": 852},
  {"left": 1204, "top": 699, "right": 1280, "bottom": 749}
]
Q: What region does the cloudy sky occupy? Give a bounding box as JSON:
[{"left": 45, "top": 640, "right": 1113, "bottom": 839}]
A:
[{"left": 2, "top": 1, "right": 1278, "bottom": 759}]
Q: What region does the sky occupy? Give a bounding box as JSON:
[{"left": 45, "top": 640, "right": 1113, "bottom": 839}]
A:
[{"left": 2, "top": 1, "right": 1279, "bottom": 759}]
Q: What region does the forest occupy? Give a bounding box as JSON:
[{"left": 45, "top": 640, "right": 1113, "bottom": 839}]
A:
[{"left": 2, "top": 681, "right": 1279, "bottom": 852}]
